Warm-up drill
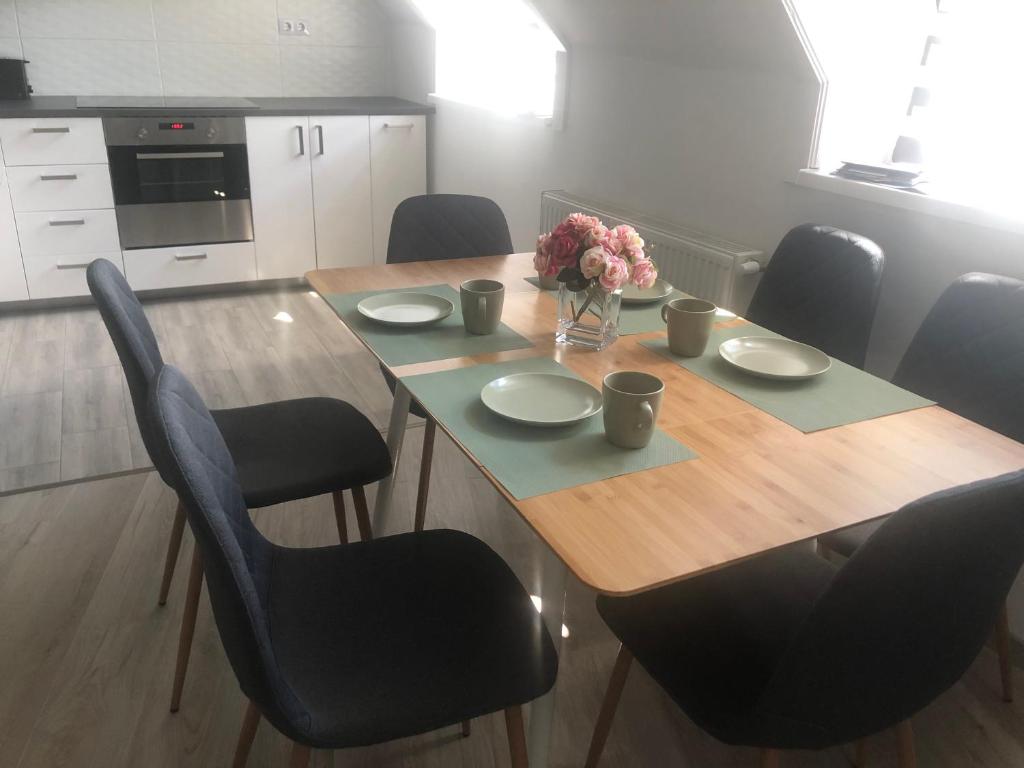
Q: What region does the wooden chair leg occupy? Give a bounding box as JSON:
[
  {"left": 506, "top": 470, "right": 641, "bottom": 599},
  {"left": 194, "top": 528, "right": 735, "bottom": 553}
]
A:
[
  {"left": 351, "top": 485, "right": 373, "bottom": 541},
  {"left": 289, "top": 742, "right": 312, "bottom": 768},
  {"left": 331, "top": 490, "right": 348, "bottom": 545},
  {"left": 158, "top": 499, "right": 187, "bottom": 606},
  {"left": 170, "top": 545, "right": 204, "bottom": 712},
  {"left": 232, "top": 699, "right": 261, "bottom": 768},
  {"left": 895, "top": 720, "right": 916, "bottom": 768},
  {"left": 461, "top": 719, "right": 472, "bottom": 737},
  {"left": 759, "top": 748, "right": 781, "bottom": 768},
  {"left": 414, "top": 418, "right": 437, "bottom": 532},
  {"left": 584, "top": 645, "right": 634, "bottom": 768},
  {"left": 996, "top": 602, "right": 1014, "bottom": 702},
  {"left": 504, "top": 705, "right": 528, "bottom": 768}
]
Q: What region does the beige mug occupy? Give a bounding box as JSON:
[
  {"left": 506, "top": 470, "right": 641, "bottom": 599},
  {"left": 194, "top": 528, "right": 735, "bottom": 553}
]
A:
[
  {"left": 460, "top": 279, "right": 505, "bottom": 335},
  {"left": 602, "top": 371, "right": 665, "bottom": 449},
  {"left": 661, "top": 297, "right": 717, "bottom": 356}
]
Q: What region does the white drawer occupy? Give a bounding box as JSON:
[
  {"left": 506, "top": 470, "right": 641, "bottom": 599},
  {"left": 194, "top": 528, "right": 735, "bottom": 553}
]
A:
[
  {"left": 123, "top": 242, "right": 257, "bottom": 291},
  {"left": 7, "top": 164, "right": 114, "bottom": 212},
  {"left": 0, "top": 118, "right": 107, "bottom": 166},
  {"left": 23, "top": 251, "right": 124, "bottom": 300},
  {"left": 15, "top": 209, "right": 121, "bottom": 256}
]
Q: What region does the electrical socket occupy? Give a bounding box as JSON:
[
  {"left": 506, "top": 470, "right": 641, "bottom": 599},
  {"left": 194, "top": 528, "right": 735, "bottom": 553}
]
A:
[{"left": 278, "top": 18, "right": 311, "bottom": 36}]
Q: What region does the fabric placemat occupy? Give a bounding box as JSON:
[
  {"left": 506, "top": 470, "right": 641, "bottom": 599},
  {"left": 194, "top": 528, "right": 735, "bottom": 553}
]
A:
[
  {"left": 400, "top": 356, "right": 697, "bottom": 499},
  {"left": 325, "top": 284, "right": 534, "bottom": 367},
  {"left": 616, "top": 289, "right": 692, "bottom": 335},
  {"left": 641, "top": 322, "right": 934, "bottom": 433},
  {"left": 524, "top": 275, "right": 558, "bottom": 291}
]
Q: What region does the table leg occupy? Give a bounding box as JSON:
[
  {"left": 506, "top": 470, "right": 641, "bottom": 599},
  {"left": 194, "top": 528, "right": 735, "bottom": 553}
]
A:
[
  {"left": 374, "top": 380, "right": 412, "bottom": 534},
  {"left": 528, "top": 546, "right": 568, "bottom": 768}
]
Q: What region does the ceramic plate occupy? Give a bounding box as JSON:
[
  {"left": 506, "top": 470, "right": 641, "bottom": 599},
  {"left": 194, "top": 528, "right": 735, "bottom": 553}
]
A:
[
  {"left": 719, "top": 336, "right": 832, "bottom": 381},
  {"left": 356, "top": 292, "right": 454, "bottom": 327},
  {"left": 481, "top": 372, "right": 603, "bottom": 427},
  {"left": 620, "top": 278, "right": 675, "bottom": 305}
]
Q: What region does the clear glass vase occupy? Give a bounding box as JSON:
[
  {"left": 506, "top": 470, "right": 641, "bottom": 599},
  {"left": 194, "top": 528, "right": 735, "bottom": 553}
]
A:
[{"left": 556, "top": 282, "right": 622, "bottom": 350}]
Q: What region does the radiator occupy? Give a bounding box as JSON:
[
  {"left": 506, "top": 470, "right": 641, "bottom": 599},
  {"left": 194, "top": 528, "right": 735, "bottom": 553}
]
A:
[{"left": 539, "top": 190, "right": 766, "bottom": 311}]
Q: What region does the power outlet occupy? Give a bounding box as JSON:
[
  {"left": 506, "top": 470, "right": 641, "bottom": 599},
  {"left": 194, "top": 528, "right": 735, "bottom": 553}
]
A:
[{"left": 278, "top": 18, "right": 311, "bottom": 36}]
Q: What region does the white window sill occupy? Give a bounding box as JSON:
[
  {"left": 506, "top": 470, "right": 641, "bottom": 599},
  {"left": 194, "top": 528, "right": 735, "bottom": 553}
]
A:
[{"left": 792, "top": 169, "right": 1024, "bottom": 237}]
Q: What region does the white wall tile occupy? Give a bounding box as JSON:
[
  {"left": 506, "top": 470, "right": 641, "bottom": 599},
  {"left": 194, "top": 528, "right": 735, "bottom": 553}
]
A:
[
  {"left": 23, "top": 38, "right": 162, "bottom": 95},
  {"left": 152, "top": 0, "right": 277, "bottom": 44},
  {"left": 0, "top": 37, "right": 21, "bottom": 58},
  {"left": 280, "top": 45, "right": 389, "bottom": 97},
  {"left": 277, "top": 0, "right": 389, "bottom": 47},
  {"left": 0, "top": 1, "right": 18, "bottom": 38},
  {"left": 158, "top": 42, "right": 281, "bottom": 96},
  {"left": 16, "top": 0, "right": 156, "bottom": 40}
]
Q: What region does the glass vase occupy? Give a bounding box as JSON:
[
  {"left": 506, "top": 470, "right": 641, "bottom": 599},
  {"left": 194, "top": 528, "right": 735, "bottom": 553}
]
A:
[{"left": 556, "top": 282, "right": 622, "bottom": 350}]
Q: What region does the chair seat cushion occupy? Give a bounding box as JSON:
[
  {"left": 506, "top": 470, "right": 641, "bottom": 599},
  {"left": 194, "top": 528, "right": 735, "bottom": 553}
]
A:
[
  {"left": 212, "top": 398, "right": 390, "bottom": 509},
  {"left": 266, "top": 529, "right": 558, "bottom": 748},
  {"left": 818, "top": 519, "right": 884, "bottom": 559},
  {"left": 596, "top": 546, "right": 837, "bottom": 748}
]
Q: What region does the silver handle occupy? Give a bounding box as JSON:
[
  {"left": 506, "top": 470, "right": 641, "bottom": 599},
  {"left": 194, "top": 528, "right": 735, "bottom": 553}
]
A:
[
  {"left": 296, "top": 125, "right": 305, "bottom": 156},
  {"left": 40, "top": 173, "right": 78, "bottom": 181},
  {"left": 32, "top": 126, "right": 70, "bottom": 134},
  {"left": 174, "top": 252, "right": 208, "bottom": 261},
  {"left": 136, "top": 151, "right": 225, "bottom": 160},
  {"left": 383, "top": 122, "right": 415, "bottom": 130},
  {"left": 315, "top": 124, "right": 324, "bottom": 155},
  {"left": 56, "top": 261, "right": 90, "bottom": 270},
  {"left": 48, "top": 218, "right": 85, "bottom": 226}
]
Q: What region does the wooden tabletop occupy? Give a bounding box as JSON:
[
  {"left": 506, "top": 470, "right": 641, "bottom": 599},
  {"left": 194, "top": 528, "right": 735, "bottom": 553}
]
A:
[{"left": 308, "top": 253, "right": 1024, "bottom": 596}]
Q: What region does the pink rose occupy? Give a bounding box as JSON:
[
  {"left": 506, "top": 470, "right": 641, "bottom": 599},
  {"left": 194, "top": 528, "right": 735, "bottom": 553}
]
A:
[
  {"left": 631, "top": 258, "right": 658, "bottom": 289},
  {"left": 534, "top": 249, "right": 553, "bottom": 276},
  {"left": 549, "top": 233, "right": 579, "bottom": 268},
  {"left": 584, "top": 224, "right": 609, "bottom": 249},
  {"left": 568, "top": 212, "right": 600, "bottom": 234},
  {"left": 612, "top": 225, "right": 645, "bottom": 256},
  {"left": 600, "top": 255, "right": 629, "bottom": 292},
  {"left": 580, "top": 246, "right": 607, "bottom": 279}
]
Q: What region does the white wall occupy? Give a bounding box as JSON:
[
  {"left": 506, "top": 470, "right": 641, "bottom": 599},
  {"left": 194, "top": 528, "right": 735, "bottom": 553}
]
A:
[{"left": 0, "top": 0, "right": 394, "bottom": 97}]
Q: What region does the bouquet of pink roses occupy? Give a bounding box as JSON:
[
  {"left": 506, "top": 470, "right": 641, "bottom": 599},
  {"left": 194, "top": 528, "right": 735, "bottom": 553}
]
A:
[{"left": 535, "top": 213, "right": 657, "bottom": 295}]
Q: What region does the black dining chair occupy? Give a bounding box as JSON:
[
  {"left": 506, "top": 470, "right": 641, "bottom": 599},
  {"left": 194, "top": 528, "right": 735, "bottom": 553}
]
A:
[
  {"left": 746, "top": 224, "right": 885, "bottom": 369},
  {"left": 86, "top": 258, "right": 392, "bottom": 712},
  {"left": 147, "top": 364, "right": 558, "bottom": 768},
  {"left": 584, "top": 471, "right": 1024, "bottom": 768},
  {"left": 819, "top": 272, "right": 1024, "bottom": 702},
  {"left": 381, "top": 194, "right": 515, "bottom": 531}
]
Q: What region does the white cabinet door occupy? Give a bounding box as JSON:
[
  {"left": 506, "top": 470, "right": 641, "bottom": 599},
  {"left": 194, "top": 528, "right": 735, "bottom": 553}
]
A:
[
  {"left": 0, "top": 118, "right": 107, "bottom": 166},
  {"left": 0, "top": 160, "right": 29, "bottom": 302},
  {"left": 310, "top": 116, "right": 373, "bottom": 269},
  {"left": 245, "top": 117, "right": 316, "bottom": 280},
  {"left": 369, "top": 116, "right": 426, "bottom": 264},
  {"left": 123, "top": 242, "right": 256, "bottom": 291}
]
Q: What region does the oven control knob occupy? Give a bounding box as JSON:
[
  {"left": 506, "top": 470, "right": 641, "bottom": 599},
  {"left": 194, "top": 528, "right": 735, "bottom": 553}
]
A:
[
  {"left": 206, "top": 126, "right": 218, "bottom": 139},
  {"left": 136, "top": 127, "right": 148, "bottom": 140}
]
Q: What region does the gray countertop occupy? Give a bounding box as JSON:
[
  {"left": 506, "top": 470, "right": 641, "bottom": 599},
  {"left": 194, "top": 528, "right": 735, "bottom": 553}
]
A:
[{"left": 0, "top": 95, "right": 435, "bottom": 119}]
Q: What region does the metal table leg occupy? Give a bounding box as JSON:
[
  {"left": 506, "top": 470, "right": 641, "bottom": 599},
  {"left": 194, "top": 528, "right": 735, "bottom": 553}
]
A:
[
  {"left": 374, "top": 381, "right": 411, "bottom": 533},
  {"left": 528, "top": 546, "right": 568, "bottom": 768}
]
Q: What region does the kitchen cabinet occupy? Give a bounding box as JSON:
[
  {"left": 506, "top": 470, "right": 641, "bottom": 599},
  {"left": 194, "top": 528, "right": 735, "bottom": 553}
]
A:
[
  {"left": 0, "top": 156, "right": 29, "bottom": 302},
  {"left": 0, "top": 118, "right": 107, "bottom": 166},
  {"left": 123, "top": 242, "right": 256, "bottom": 291},
  {"left": 369, "top": 116, "right": 427, "bottom": 264}
]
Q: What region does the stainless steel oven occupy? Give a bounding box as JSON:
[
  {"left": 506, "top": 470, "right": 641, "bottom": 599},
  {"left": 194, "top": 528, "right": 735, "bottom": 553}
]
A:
[{"left": 104, "top": 116, "right": 253, "bottom": 249}]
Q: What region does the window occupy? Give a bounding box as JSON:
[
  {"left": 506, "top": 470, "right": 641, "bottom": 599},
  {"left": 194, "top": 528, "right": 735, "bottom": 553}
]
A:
[{"left": 410, "top": 0, "right": 565, "bottom": 119}]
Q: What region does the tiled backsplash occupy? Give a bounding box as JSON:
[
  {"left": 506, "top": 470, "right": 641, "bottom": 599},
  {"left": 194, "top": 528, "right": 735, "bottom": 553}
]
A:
[{"left": 0, "top": 0, "right": 395, "bottom": 97}]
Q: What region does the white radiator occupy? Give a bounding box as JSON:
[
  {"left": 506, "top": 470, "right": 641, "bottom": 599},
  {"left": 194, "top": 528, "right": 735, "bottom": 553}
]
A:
[{"left": 539, "top": 190, "right": 766, "bottom": 311}]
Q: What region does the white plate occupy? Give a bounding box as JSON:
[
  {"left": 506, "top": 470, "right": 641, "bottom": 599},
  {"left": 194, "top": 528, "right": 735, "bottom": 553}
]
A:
[
  {"left": 481, "top": 372, "right": 603, "bottom": 427},
  {"left": 356, "top": 292, "right": 454, "bottom": 327},
  {"left": 620, "top": 278, "right": 674, "bottom": 305},
  {"left": 718, "top": 336, "right": 831, "bottom": 380}
]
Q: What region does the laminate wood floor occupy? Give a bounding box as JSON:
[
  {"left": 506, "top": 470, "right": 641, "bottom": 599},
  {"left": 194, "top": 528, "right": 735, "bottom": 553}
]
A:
[
  {"left": 1, "top": 433, "right": 1023, "bottom": 768},
  {"left": 0, "top": 287, "right": 396, "bottom": 494}
]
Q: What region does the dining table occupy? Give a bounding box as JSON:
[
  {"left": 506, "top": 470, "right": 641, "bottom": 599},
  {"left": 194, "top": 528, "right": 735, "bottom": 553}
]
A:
[{"left": 307, "top": 252, "right": 1024, "bottom": 768}]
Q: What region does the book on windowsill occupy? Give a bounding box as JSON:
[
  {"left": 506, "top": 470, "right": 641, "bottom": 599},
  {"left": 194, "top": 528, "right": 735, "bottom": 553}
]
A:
[{"left": 833, "top": 161, "right": 926, "bottom": 191}]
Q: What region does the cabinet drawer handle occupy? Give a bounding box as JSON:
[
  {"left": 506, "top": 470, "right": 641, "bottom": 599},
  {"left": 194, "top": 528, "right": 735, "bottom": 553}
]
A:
[
  {"left": 32, "top": 126, "right": 71, "bottom": 134},
  {"left": 296, "top": 125, "right": 305, "bottom": 156},
  {"left": 383, "top": 123, "right": 415, "bottom": 130},
  {"left": 174, "top": 252, "right": 208, "bottom": 261},
  {"left": 40, "top": 173, "right": 78, "bottom": 181},
  {"left": 56, "top": 261, "right": 90, "bottom": 270},
  {"left": 48, "top": 218, "right": 85, "bottom": 226},
  {"left": 315, "top": 124, "right": 324, "bottom": 155}
]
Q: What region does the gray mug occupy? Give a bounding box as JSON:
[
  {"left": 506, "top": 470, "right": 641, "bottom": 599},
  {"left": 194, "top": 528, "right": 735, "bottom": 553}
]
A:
[
  {"left": 661, "top": 297, "right": 717, "bottom": 356},
  {"left": 602, "top": 371, "right": 665, "bottom": 449},
  {"left": 460, "top": 279, "right": 505, "bottom": 335}
]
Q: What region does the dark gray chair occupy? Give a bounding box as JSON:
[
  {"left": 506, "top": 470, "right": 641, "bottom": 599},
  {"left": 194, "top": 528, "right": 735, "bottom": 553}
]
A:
[
  {"left": 148, "top": 364, "right": 557, "bottom": 768},
  {"left": 819, "top": 272, "right": 1024, "bottom": 702},
  {"left": 747, "top": 224, "right": 885, "bottom": 369},
  {"left": 381, "top": 194, "right": 514, "bottom": 531},
  {"left": 585, "top": 471, "right": 1024, "bottom": 768},
  {"left": 86, "top": 258, "right": 391, "bottom": 712}
]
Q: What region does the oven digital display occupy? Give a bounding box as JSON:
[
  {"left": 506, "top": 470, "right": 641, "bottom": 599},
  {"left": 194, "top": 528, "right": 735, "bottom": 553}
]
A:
[{"left": 159, "top": 122, "right": 194, "bottom": 131}]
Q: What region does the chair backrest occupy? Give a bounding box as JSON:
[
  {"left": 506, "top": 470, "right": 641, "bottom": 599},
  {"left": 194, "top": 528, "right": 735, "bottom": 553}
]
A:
[
  {"left": 893, "top": 273, "right": 1024, "bottom": 443},
  {"left": 758, "top": 471, "right": 1024, "bottom": 743},
  {"left": 386, "top": 194, "right": 514, "bottom": 264},
  {"left": 745, "top": 224, "right": 885, "bottom": 369},
  {"left": 148, "top": 364, "right": 307, "bottom": 735},
  {"left": 86, "top": 258, "right": 167, "bottom": 470}
]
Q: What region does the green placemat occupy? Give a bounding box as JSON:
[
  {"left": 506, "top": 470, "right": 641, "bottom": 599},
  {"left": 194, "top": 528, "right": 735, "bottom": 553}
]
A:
[
  {"left": 642, "top": 322, "right": 934, "bottom": 433},
  {"left": 524, "top": 275, "right": 558, "bottom": 292},
  {"left": 616, "top": 290, "right": 691, "bottom": 335},
  {"left": 324, "top": 284, "right": 534, "bottom": 367},
  {"left": 401, "top": 356, "right": 697, "bottom": 499}
]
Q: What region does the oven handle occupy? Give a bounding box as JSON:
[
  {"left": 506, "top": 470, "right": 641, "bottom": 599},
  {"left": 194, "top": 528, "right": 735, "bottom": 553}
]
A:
[
  {"left": 174, "top": 252, "right": 208, "bottom": 262},
  {"left": 136, "top": 151, "right": 226, "bottom": 160}
]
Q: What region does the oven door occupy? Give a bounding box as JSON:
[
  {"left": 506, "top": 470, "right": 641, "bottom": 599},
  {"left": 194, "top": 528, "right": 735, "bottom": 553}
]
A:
[{"left": 107, "top": 144, "right": 253, "bottom": 249}]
